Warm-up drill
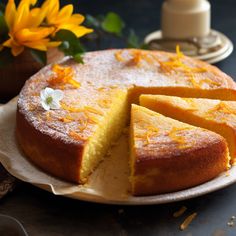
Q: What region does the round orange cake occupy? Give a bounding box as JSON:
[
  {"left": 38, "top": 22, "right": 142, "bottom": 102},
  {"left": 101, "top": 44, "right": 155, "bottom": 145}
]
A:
[{"left": 16, "top": 49, "right": 236, "bottom": 195}]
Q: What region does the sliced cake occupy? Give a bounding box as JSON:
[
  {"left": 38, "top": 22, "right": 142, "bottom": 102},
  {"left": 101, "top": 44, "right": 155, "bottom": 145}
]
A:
[
  {"left": 16, "top": 49, "right": 236, "bottom": 185},
  {"left": 130, "top": 105, "right": 230, "bottom": 196},
  {"left": 140, "top": 95, "right": 236, "bottom": 164}
]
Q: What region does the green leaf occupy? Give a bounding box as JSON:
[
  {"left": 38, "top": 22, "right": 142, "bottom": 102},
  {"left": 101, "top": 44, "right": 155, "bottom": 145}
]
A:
[
  {"left": 0, "top": 48, "right": 14, "bottom": 68},
  {"left": 127, "top": 29, "right": 140, "bottom": 48},
  {"left": 54, "top": 30, "right": 85, "bottom": 63},
  {"left": 73, "top": 53, "right": 84, "bottom": 64},
  {"left": 101, "top": 12, "right": 125, "bottom": 36},
  {"left": 30, "top": 49, "right": 47, "bottom": 65},
  {"left": 127, "top": 29, "right": 148, "bottom": 49}
]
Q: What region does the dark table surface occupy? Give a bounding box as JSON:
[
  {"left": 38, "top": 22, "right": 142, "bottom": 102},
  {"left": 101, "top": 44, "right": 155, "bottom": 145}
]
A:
[{"left": 2, "top": 0, "right": 236, "bottom": 235}]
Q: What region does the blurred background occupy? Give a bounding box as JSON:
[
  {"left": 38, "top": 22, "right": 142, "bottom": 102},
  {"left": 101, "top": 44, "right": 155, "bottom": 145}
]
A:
[
  {"left": 70, "top": 0, "right": 236, "bottom": 76},
  {"left": 3, "top": 0, "right": 236, "bottom": 76}
]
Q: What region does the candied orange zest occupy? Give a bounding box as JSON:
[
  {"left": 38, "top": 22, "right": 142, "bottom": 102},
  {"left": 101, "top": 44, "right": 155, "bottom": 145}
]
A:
[
  {"left": 60, "top": 102, "right": 83, "bottom": 113},
  {"left": 59, "top": 115, "right": 75, "bottom": 123},
  {"left": 188, "top": 75, "right": 201, "bottom": 88},
  {"left": 208, "top": 102, "right": 236, "bottom": 116},
  {"left": 180, "top": 213, "right": 197, "bottom": 231},
  {"left": 69, "top": 131, "right": 86, "bottom": 141},
  {"left": 173, "top": 206, "right": 187, "bottom": 218},
  {"left": 115, "top": 49, "right": 156, "bottom": 67},
  {"left": 46, "top": 111, "right": 52, "bottom": 121},
  {"left": 191, "top": 67, "right": 207, "bottom": 73},
  {"left": 98, "top": 99, "right": 111, "bottom": 108},
  {"left": 115, "top": 50, "right": 126, "bottom": 62},
  {"left": 142, "top": 54, "right": 156, "bottom": 64},
  {"left": 97, "top": 87, "right": 105, "bottom": 91},
  {"left": 145, "top": 126, "right": 159, "bottom": 144},
  {"left": 48, "top": 64, "right": 80, "bottom": 89},
  {"left": 84, "top": 106, "right": 104, "bottom": 116},
  {"left": 87, "top": 114, "right": 100, "bottom": 123},
  {"left": 168, "top": 127, "right": 192, "bottom": 149},
  {"left": 176, "top": 44, "right": 184, "bottom": 58},
  {"left": 198, "top": 78, "right": 221, "bottom": 87},
  {"left": 156, "top": 46, "right": 208, "bottom": 88},
  {"left": 128, "top": 50, "right": 142, "bottom": 67},
  {"left": 78, "top": 118, "right": 88, "bottom": 131},
  {"left": 59, "top": 117, "right": 71, "bottom": 123}
]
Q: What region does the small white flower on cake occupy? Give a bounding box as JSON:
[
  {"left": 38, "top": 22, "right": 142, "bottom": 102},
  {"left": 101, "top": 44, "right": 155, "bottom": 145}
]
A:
[{"left": 40, "top": 87, "right": 64, "bottom": 111}]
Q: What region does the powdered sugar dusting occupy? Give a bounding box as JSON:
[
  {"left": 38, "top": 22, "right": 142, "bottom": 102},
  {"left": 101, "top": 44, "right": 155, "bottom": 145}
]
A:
[{"left": 18, "top": 49, "right": 235, "bottom": 144}]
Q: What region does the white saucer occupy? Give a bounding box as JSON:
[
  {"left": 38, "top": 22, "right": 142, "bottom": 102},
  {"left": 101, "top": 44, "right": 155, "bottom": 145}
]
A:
[{"left": 144, "top": 30, "right": 234, "bottom": 64}]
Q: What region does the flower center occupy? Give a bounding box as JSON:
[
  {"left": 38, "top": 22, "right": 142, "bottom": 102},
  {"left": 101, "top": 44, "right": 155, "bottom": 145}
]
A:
[{"left": 46, "top": 96, "right": 53, "bottom": 104}]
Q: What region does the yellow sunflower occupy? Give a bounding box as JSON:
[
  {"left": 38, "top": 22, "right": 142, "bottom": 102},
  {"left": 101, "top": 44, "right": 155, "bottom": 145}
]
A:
[
  {"left": 42, "top": 0, "right": 93, "bottom": 37},
  {"left": 3, "top": 0, "right": 60, "bottom": 56}
]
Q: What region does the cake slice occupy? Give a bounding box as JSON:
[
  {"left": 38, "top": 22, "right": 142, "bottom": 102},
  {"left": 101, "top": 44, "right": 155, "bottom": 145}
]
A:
[
  {"left": 17, "top": 85, "right": 129, "bottom": 183},
  {"left": 130, "top": 105, "right": 229, "bottom": 196},
  {"left": 140, "top": 95, "right": 236, "bottom": 164}
]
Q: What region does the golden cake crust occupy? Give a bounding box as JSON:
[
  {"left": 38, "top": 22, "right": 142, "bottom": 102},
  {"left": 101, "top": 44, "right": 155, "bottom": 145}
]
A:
[
  {"left": 16, "top": 49, "right": 236, "bottom": 185},
  {"left": 16, "top": 109, "right": 85, "bottom": 182},
  {"left": 130, "top": 105, "right": 230, "bottom": 196},
  {"left": 133, "top": 139, "right": 228, "bottom": 195}
]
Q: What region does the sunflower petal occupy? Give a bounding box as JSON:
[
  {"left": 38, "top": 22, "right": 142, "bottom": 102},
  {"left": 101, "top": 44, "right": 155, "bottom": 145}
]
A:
[
  {"left": 29, "top": 8, "right": 46, "bottom": 27},
  {"left": 12, "top": 45, "right": 24, "bottom": 56},
  {"left": 15, "top": 27, "right": 54, "bottom": 42},
  {"left": 50, "top": 4, "right": 73, "bottom": 25},
  {"left": 67, "top": 14, "right": 85, "bottom": 25},
  {"left": 58, "top": 24, "right": 93, "bottom": 37},
  {"left": 13, "top": 2, "right": 30, "bottom": 32},
  {"left": 47, "top": 41, "right": 61, "bottom": 48},
  {"left": 5, "top": 0, "right": 17, "bottom": 29},
  {"left": 2, "top": 38, "right": 14, "bottom": 48},
  {"left": 42, "top": 0, "right": 59, "bottom": 23},
  {"left": 58, "top": 4, "right": 73, "bottom": 21},
  {"left": 23, "top": 39, "right": 49, "bottom": 51},
  {"left": 3, "top": 38, "right": 24, "bottom": 56},
  {"left": 21, "top": 0, "right": 37, "bottom": 5}
]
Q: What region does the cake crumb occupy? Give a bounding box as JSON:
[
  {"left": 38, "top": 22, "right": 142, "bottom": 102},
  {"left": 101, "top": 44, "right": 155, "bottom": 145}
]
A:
[
  {"left": 173, "top": 206, "right": 187, "bottom": 218},
  {"left": 180, "top": 212, "right": 197, "bottom": 231}
]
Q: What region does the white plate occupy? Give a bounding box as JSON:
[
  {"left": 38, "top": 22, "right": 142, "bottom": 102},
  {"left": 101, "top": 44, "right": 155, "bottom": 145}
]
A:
[{"left": 0, "top": 99, "right": 236, "bottom": 205}]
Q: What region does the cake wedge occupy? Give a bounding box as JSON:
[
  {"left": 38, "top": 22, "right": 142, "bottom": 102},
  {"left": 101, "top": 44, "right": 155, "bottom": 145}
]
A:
[
  {"left": 130, "top": 105, "right": 230, "bottom": 196},
  {"left": 140, "top": 95, "right": 236, "bottom": 164}
]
